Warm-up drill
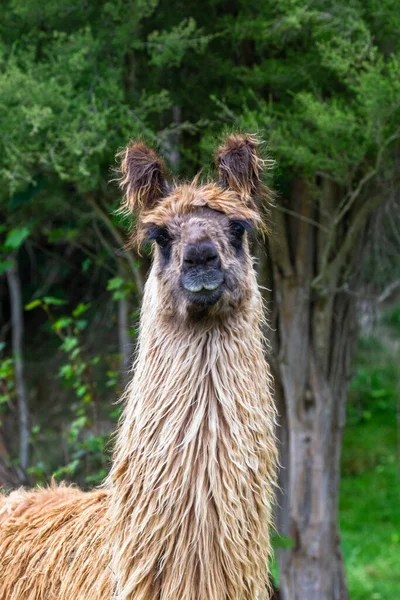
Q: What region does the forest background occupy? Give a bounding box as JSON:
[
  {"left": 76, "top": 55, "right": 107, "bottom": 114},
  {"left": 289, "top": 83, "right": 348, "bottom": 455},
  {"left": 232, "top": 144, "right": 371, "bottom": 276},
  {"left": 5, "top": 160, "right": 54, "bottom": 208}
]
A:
[{"left": 1, "top": 1, "right": 399, "bottom": 598}]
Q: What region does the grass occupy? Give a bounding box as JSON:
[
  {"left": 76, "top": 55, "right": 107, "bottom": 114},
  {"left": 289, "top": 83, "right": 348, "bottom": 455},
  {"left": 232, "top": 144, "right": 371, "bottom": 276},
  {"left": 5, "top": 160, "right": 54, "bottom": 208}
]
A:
[
  {"left": 341, "top": 416, "right": 400, "bottom": 599},
  {"left": 340, "top": 328, "right": 400, "bottom": 599}
]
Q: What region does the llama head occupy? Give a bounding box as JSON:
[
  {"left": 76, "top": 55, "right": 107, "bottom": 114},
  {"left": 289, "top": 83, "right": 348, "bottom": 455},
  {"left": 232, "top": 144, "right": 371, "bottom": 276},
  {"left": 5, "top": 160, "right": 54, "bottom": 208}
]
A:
[{"left": 117, "top": 134, "right": 272, "bottom": 320}]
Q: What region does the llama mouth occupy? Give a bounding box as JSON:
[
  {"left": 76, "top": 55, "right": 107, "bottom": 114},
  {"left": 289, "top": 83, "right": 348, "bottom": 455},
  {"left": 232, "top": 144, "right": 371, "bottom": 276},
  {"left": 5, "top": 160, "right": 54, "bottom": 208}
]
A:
[
  {"left": 183, "top": 282, "right": 221, "bottom": 293},
  {"left": 181, "top": 271, "right": 224, "bottom": 305},
  {"left": 180, "top": 275, "right": 224, "bottom": 306},
  {"left": 185, "top": 286, "right": 224, "bottom": 306}
]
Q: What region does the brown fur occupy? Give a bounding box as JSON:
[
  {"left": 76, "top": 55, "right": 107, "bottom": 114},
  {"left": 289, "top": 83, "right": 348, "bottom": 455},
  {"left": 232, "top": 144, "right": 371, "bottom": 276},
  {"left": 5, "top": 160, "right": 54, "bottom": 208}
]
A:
[
  {"left": 0, "top": 485, "right": 112, "bottom": 598},
  {"left": 137, "top": 182, "right": 264, "bottom": 247},
  {"left": 118, "top": 142, "right": 169, "bottom": 214},
  {"left": 0, "top": 134, "right": 277, "bottom": 600},
  {"left": 216, "top": 134, "right": 273, "bottom": 204}
]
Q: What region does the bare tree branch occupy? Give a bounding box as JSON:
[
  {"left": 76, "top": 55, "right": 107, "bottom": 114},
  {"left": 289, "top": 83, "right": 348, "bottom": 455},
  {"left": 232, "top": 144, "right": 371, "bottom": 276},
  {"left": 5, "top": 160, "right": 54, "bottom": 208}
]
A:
[
  {"left": 378, "top": 280, "right": 400, "bottom": 304},
  {"left": 315, "top": 132, "right": 400, "bottom": 287},
  {"left": 85, "top": 194, "right": 144, "bottom": 297},
  {"left": 274, "top": 204, "right": 329, "bottom": 233},
  {"left": 313, "top": 193, "right": 384, "bottom": 291}
]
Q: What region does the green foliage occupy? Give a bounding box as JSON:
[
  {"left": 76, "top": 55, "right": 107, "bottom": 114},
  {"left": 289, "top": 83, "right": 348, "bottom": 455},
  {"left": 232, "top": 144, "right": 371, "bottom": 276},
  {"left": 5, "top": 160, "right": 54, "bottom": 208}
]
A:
[
  {"left": 341, "top": 305, "right": 400, "bottom": 598},
  {"left": 0, "top": 225, "right": 32, "bottom": 275},
  {"left": 26, "top": 297, "right": 117, "bottom": 487},
  {"left": 0, "top": 354, "right": 15, "bottom": 411},
  {"left": 147, "top": 18, "right": 211, "bottom": 67},
  {"left": 348, "top": 359, "right": 397, "bottom": 424},
  {"left": 107, "top": 276, "right": 135, "bottom": 300},
  {"left": 383, "top": 304, "right": 400, "bottom": 335},
  {"left": 4, "top": 226, "right": 31, "bottom": 250}
]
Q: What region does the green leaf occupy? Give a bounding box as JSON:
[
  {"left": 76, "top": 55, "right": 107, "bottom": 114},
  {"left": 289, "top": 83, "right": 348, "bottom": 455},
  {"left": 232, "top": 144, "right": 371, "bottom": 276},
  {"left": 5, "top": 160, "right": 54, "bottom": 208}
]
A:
[
  {"left": 59, "top": 364, "right": 73, "bottom": 379},
  {"left": 43, "top": 296, "right": 67, "bottom": 306},
  {"left": 25, "top": 299, "right": 42, "bottom": 311},
  {"left": 72, "top": 303, "right": 90, "bottom": 317},
  {"left": 107, "top": 277, "right": 124, "bottom": 291},
  {"left": 70, "top": 347, "right": 81, "bottom": 359},
  {"left": 53, "top": 317, "right": 73, "bottom": 330},
  {"left": 76, "top": 385, "right": 87, "bottom": 397},
  {"left": 61, "top": 336, "right": 79, "bottom": 352},
  {"left": 53, "top": 459, "right": 80, "bottom": 479},
  {"left": 4, "top": 227, "right": 30, "bottom": 250},
  {"left": 82, "top": 258, "right": 91, "bottom": 272},
  {"left": 0, "top": 260, "right": 14, "bottom": 275}
]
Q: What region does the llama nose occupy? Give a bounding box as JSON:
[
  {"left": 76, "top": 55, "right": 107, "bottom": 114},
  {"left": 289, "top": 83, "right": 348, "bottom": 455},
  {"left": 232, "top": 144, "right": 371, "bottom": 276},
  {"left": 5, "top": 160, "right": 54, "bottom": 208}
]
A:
[{"left": 183, "top": 241, "right": 221, "bottom": 270}]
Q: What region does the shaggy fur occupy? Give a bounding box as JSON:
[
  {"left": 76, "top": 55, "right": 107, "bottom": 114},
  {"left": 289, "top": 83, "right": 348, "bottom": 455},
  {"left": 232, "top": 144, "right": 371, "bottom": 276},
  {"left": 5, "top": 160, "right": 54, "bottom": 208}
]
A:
[
  {"left": 0, "top": 134, "right": 277, "bottom": 600},
  {"left": 0, "top": 485, "right": 112, "bottom": 598},
  {"left": 118, "top": 142, "right": 169, "bottom": 213}
]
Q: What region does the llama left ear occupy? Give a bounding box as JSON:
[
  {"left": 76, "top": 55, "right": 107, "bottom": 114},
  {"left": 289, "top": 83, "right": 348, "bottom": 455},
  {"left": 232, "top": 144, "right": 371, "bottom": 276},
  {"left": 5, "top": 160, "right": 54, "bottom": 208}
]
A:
[
  {"left": 216, "top": 134, "right": 268, "bottom": 201},
  {"left": 117, "top": 142, "right": 169, "bottom": 216}
]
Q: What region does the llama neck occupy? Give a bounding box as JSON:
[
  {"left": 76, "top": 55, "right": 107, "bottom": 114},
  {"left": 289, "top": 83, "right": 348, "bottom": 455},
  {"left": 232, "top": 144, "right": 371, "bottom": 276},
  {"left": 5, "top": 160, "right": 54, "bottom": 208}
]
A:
[{"left": 108, "top": 270, "right": 277, "bottom": 600}]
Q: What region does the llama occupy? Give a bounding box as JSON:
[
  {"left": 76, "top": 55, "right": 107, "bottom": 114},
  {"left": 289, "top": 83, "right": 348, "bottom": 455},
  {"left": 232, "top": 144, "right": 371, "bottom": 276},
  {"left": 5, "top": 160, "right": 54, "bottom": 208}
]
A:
[{"left": 0, "top": 134, "right": 277, "bottom": 600}]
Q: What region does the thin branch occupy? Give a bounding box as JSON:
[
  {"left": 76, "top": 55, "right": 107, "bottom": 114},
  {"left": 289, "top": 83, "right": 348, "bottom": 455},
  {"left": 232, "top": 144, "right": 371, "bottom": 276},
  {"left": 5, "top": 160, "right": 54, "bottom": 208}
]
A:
[
  {"left": 312, "top": 193, "right": 383, "bottom": 291},
  {"left": 316, "top": 131, "right": 400, "bottom": 285},
  {"left": 68, "top": 240, "right": 115, "bottom": 275},
  {"left": 378, "top": 280, "right": 400, "bottom": 304},
  {"left": 93, "top": 222, "right": 117, "bottom": 258},
  {"left": 336, "top": 166, "right": 378, "bottom": 224},
  {"left": 334, "top": 129, "right": 400, "bottom": 224},
  {"left": 85, "top": 195, "right": 144, "bottom": 296},
  {"left": 274, "top": 204, "right": 329, "bottom": 233}
]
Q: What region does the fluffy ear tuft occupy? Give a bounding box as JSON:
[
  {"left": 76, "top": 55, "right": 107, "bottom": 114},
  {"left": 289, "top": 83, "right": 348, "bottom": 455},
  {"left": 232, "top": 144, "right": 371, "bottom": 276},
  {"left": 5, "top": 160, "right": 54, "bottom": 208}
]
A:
[
  {"left": 117, "top": 142, "right": 168, "bottom": 215},
  {"left": 216, "top": 134, "right": 272, "bottom": 201}
]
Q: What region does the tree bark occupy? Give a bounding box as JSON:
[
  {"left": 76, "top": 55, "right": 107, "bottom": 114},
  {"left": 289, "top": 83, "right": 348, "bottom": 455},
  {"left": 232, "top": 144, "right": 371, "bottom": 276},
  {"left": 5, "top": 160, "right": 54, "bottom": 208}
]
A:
[
  {"left": 6, "top": 256, "right": 30, "bottom": 479},
  {"left": 262, "top": 179, "right": 359, "bottom": 599},
  {"left": 161, "top": 105, "right": 182, "bottom": 172}
]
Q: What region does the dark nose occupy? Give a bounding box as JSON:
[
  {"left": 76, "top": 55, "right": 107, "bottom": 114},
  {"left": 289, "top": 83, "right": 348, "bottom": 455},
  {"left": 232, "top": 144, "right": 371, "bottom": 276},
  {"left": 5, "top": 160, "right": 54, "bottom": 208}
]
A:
[{"left": 183, "top": 241, "right": 221, "bottom": 270}]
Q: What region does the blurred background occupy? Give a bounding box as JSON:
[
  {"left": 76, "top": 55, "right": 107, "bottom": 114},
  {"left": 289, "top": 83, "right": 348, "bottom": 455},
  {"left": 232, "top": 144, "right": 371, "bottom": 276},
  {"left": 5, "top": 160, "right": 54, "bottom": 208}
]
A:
[{"left": 0, "top": 1, "right": 399, "bottom": 598}]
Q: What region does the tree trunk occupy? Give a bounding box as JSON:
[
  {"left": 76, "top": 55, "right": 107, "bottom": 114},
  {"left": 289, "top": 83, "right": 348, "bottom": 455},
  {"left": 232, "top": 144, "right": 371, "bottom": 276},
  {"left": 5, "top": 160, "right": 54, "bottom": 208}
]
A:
[
  {"left": 6, "top": 256, "right": 30, "bottom": 479},
  {"left": 161, "top": 104, "right": 182, "bottom": 172},
  {"left": 261, "top": 178, "right": 360, "bottom": 599}
]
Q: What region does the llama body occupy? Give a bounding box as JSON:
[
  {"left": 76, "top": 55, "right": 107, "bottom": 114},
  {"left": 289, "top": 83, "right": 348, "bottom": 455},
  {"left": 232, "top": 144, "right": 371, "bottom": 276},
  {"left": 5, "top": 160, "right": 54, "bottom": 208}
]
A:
[{"left": 0, "top": 135, "right": 277, "bottom": 600}]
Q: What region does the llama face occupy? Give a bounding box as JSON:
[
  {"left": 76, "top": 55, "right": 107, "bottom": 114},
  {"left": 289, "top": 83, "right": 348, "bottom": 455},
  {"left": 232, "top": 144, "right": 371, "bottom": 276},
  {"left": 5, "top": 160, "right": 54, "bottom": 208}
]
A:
[
  {"left": 145, "top": 203, "right": 255, "bottom": 315},
  {"left": 117, "top": 134, "right": 272, "bottom": 318}
]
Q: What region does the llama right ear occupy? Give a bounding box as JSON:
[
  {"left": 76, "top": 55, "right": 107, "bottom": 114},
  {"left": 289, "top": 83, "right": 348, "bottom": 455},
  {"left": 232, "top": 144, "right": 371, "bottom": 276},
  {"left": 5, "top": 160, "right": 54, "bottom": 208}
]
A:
[
  {"left": 216, "top": 134, "right": 269, "bottom": 202},
  {"left": 117, "top": 142, "right": 168, "bottom": 215}
]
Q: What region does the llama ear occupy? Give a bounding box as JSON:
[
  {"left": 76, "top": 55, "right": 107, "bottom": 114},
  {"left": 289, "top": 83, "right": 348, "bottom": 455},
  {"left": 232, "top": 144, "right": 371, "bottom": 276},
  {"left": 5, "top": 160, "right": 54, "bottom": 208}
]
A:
[
  {"left": 117, "top": 142, "right": 168, "bottom": 215},
  {"left": 216, "top": 134, "right": 268, "bottom": 201}
]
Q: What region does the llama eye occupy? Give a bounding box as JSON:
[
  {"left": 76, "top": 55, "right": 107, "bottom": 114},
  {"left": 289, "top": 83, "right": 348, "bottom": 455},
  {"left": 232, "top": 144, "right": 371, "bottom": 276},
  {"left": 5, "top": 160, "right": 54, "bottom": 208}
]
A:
[
  {"left": 230, "top": 222, "right": 245, "bottom": 236},
  {"left": 229, "top": 220, "right": 248, "bottom": 239},
  {"left": 148, "top": 227, "right": 172, "bottom": 248},
  {"left": 229, "top": 220, "right": 250, "bottom": 250}
]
